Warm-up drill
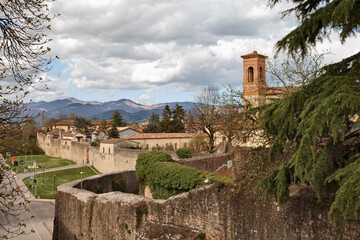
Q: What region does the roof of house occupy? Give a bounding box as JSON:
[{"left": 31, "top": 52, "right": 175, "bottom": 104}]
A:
[
  {"left": 91, "top": 120, "right": 113, "bottom": 125},
  {"left": 56, "top": 120, "right": 75, "bottom": 126},
  {"left": 116, "top": 127, "right": 141, "bottom": 133},
  {"left": 123, "top": 132, "right": 203, "bottom": 140}
]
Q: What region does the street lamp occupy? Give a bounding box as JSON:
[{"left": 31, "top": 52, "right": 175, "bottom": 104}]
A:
[
  {"left": 53, "top": 173, "right": 56, "bottom": 197},
  {"left": 43, "top": 166, "right": 45, "bottom": 188},
  {"left": 80, "top": 172, "right": 84, "bottom": 189}
]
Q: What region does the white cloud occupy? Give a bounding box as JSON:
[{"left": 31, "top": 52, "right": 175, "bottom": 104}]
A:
[
  {"left": 27, "top": 0, "right": 356, "bottom": 103},
  {"left": 136, "top": 94, "right": 154, "bottom": 105}
]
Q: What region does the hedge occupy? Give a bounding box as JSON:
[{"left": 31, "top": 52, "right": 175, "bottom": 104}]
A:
[{"left": 135, "top": 150, "right": 233, "bottom": 199}]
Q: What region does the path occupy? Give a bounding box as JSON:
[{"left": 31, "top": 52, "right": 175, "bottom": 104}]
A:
[{"left": 2, "top": 164, "right": 93, "bottom": 240}]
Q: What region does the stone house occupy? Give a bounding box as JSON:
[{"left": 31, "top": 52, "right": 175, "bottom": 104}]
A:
[
  {"left": 123, "top": 133, "right": 204, "bottom": 150},
  {"left": 99, "top": 138, "right": 139, "bottom": 155},
  {"left": 117, "top": 127, "right": 141, "bottom": 138}
]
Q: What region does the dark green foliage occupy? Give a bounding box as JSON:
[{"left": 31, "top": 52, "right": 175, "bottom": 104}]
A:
[
  {"left": 159, "top": 105, "right": 172, "bottom": 133},
  {"left": 195, "top": 233, "right": 206, "bottom": 240},
  {"left": 257, "top": 52, "right": 360, "bottom": 225},
  {"left": 159, "top": 104, "right": 186, "bottom": 133},
  {"left": 112, "top": 178, "right": 126, "bottom": 192},
  {"left": 135, "top": 150, "right": 174, "bottom": 184},
  {"left": 87, "top": 184, "right": 103, "bottom": 194},
  {"left": 98, "top": 119, "right": 108, "bottom": 133},
  {"left": 143, "top": 112, "right": 161, "bottom": 133},
  {"left": 111, "top": 111, "right": 125, "bottom": 127},
  {"left": 172, "top": 104, "right": 186, "bottom": 133},
  {"left": 107, "top": 122, "right": 119, "bottom": 138},
  {"left": 74, "top": 117, "right": 92, "bottom": 134},
  {"left": 269, "top": 0, "right": 360, "bottom": 56},
  {"left": 136, "top": 151, "right": 233, "bottom": 199},
  {"left": 90, "top": 142, "right": 97, "bottom": 146},
  {"left": 176, "top": 148, "right": 194, "bottom": 159}
]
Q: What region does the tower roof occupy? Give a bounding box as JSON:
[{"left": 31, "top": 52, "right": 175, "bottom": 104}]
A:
[{"left": 241, "top": 51, "right": 267, "bottom": 59}]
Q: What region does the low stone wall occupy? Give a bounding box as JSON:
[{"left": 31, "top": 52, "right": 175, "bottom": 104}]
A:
[
  {"left": 53, "top": 161, "right": 360, "bottom": 240},
  {"left": 177, "top": 152, "right": 234, "bottom": 178}
]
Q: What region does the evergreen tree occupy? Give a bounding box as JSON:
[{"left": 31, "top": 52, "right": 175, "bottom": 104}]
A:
[
  {"left": 185, "top": 110, "right": 197, "bottom": 133},
  {"left": 111, "top": 110, "right": 125, "bottom": 127},
  {"left": 107, "top": 122, "right": 119, "bottom": 138},
  {"left": 143, "top": 112, "right": 161, "bottom": 133},
  {"left": 159, "top": 105, "right": 172, "bottom": 133},
  {"left": 74, "top": 117, "right": 92, "bottom": 134},
  {"left": 98, "top": 119, "right": 108, "bottom": 133},
  {"left": 171, "top": 104, "right": 185, "bottom": 133},
  {"left": 257, "top": 0, "right": 360, "bottom": 226}
]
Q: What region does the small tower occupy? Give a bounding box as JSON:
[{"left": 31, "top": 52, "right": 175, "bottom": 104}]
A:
[{"left": 241, "top": 51, "right": 267, "bottom": 107}]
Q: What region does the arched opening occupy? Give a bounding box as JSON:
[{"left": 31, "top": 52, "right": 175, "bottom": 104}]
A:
[
  {"left": 248, "top": 67, "right": 254, "bottom": 82},
  {"left": 259, "top": 67, "right": 263, "bottom": 81}
]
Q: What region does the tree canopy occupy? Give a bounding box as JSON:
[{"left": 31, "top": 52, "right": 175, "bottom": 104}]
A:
[
  {"left": 269, "top": 0, "right": 360, "bottom": 56},
  {"left": 257, "top": 0, "right": 360, "bottom": 226},
  {"left": 111, "top": 110, "right": 125, "bottom": 127},
  {"left": 143, "top": 112, "right": 161, "bottom": 133},
  {"left": 0, "top": 0, "right": 55, "bottom": 237}
]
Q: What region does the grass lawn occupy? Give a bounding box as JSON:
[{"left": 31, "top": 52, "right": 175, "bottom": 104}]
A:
[
  {"left": 6, "top": 154, "right": 76, "bottom": 173},
  {"left": 23, "top": 167, "right": 98, "bottom": 199}
]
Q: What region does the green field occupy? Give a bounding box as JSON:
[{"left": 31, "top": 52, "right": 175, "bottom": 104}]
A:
[
  {"left": 23, "top": 167, "right": 99, "bottom": 199},
  {"left": 7, "top": 154, "right": 76, "bottom": 173}
]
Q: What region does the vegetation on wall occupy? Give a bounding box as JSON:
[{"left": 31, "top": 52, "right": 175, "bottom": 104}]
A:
[
  {"left": 135, "top": 151, "right": 233, "bottom": 199},
  {"left": 176, "top": 148, "right": 194, "bottom": 159}
]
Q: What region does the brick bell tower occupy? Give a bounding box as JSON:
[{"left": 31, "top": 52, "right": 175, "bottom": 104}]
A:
[{"left": 241, "top": 51, "right": 267, "bottom": 107}]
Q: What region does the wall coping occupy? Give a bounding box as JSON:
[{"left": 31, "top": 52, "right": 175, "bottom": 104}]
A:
[{"left": 56, "top": 170, "right": 216, "bottom": 204}]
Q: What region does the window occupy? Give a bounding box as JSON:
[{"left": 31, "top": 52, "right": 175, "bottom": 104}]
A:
[
  {"left": 103, "top": 147, "right": 105, "bottom": 153},
  {"left": 109, "top": 148, "right": 111, "bottom": 154},
  {"left": 248, "top": 67, "right": 254, "bottom": 82},
  {"left": 259, "top": 67, "right": 263, "bottom": 80},
  {"left": 175, "top": 143, "right": 177, "bottom": 150}
]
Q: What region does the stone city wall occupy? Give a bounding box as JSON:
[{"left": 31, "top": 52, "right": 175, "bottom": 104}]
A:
[
  {"left": 37, "top": 133, "right": 88, "bottom": 164},
  {"left": 177, "top": 152, "right": 234, "bottom": 178},
  {"left": 38, "top": 133, "right": 233, "bottom": 176},
  {"left": 89, "top": 147, "right": 149, "bottom": 173},
  {"left": 53, "top": 170, "right": 360, "bottom": 240}
]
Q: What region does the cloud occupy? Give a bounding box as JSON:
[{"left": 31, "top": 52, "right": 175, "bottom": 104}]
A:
[
  {"left": 27, "top": 0, "right": 357, "bottom": 103},
  {"left": 136, "top": 94, "right": 154, "bottom": 105},
  {"left": 43, "top": 0, "right": 295, "bottom": 98}
]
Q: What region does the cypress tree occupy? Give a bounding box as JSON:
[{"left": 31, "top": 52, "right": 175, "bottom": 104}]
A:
[{"left": 159, "top": 105, "right": 172, "bottom": 133}]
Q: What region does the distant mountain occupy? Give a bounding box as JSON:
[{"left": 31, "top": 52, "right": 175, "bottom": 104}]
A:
[{"left": 28, "top": 98, "right": 195, "bottom": 122}]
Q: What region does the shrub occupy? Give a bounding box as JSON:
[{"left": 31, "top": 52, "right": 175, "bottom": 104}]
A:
[
  {"left": 176, "top": 148, "right": 194, "bottom": 159},
  {"left": 164, "top": 143, "right": 174, "bottom": 151},
  {"left": 90, "top": 142, "right": 97, "bottom": 146},
  {"left": 112, "top": 178, "right": 126, "bottom": 192},
  {"left": 87, "top": 184, "right": 103, "bottom": 194},
  {"left": 135, "top": 150, "right": 233, "bottom": 199}
]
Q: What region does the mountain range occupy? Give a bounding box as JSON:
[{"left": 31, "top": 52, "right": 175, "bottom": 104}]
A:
[{"left": 29, "top": 98, "right": 195, "bottom": 122}]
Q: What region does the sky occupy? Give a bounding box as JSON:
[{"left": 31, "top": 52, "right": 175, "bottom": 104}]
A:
[{"left": 26, "top": 0, "right": 359, "bottom": 105}]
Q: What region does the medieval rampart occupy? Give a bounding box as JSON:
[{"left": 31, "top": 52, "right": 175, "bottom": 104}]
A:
[
  {"left": 88, "top": 147, "right": 149, "bottom": 173},
  {"left": 37, "top": 133, "right": 233, "bottom": 176},
  {"left": 37, "top": 133, "right": 88, "bottom": 164},
  {"left": 53, "top": 170, "right": 360, "bottom": 240},
  {"left": 177, "top": 152, "right": 234, "bottom": 178}
]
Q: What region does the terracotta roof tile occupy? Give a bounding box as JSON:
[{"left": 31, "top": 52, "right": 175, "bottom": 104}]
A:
[{"left": 123, "top": 132, "right": 204, "bottom": 140}]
